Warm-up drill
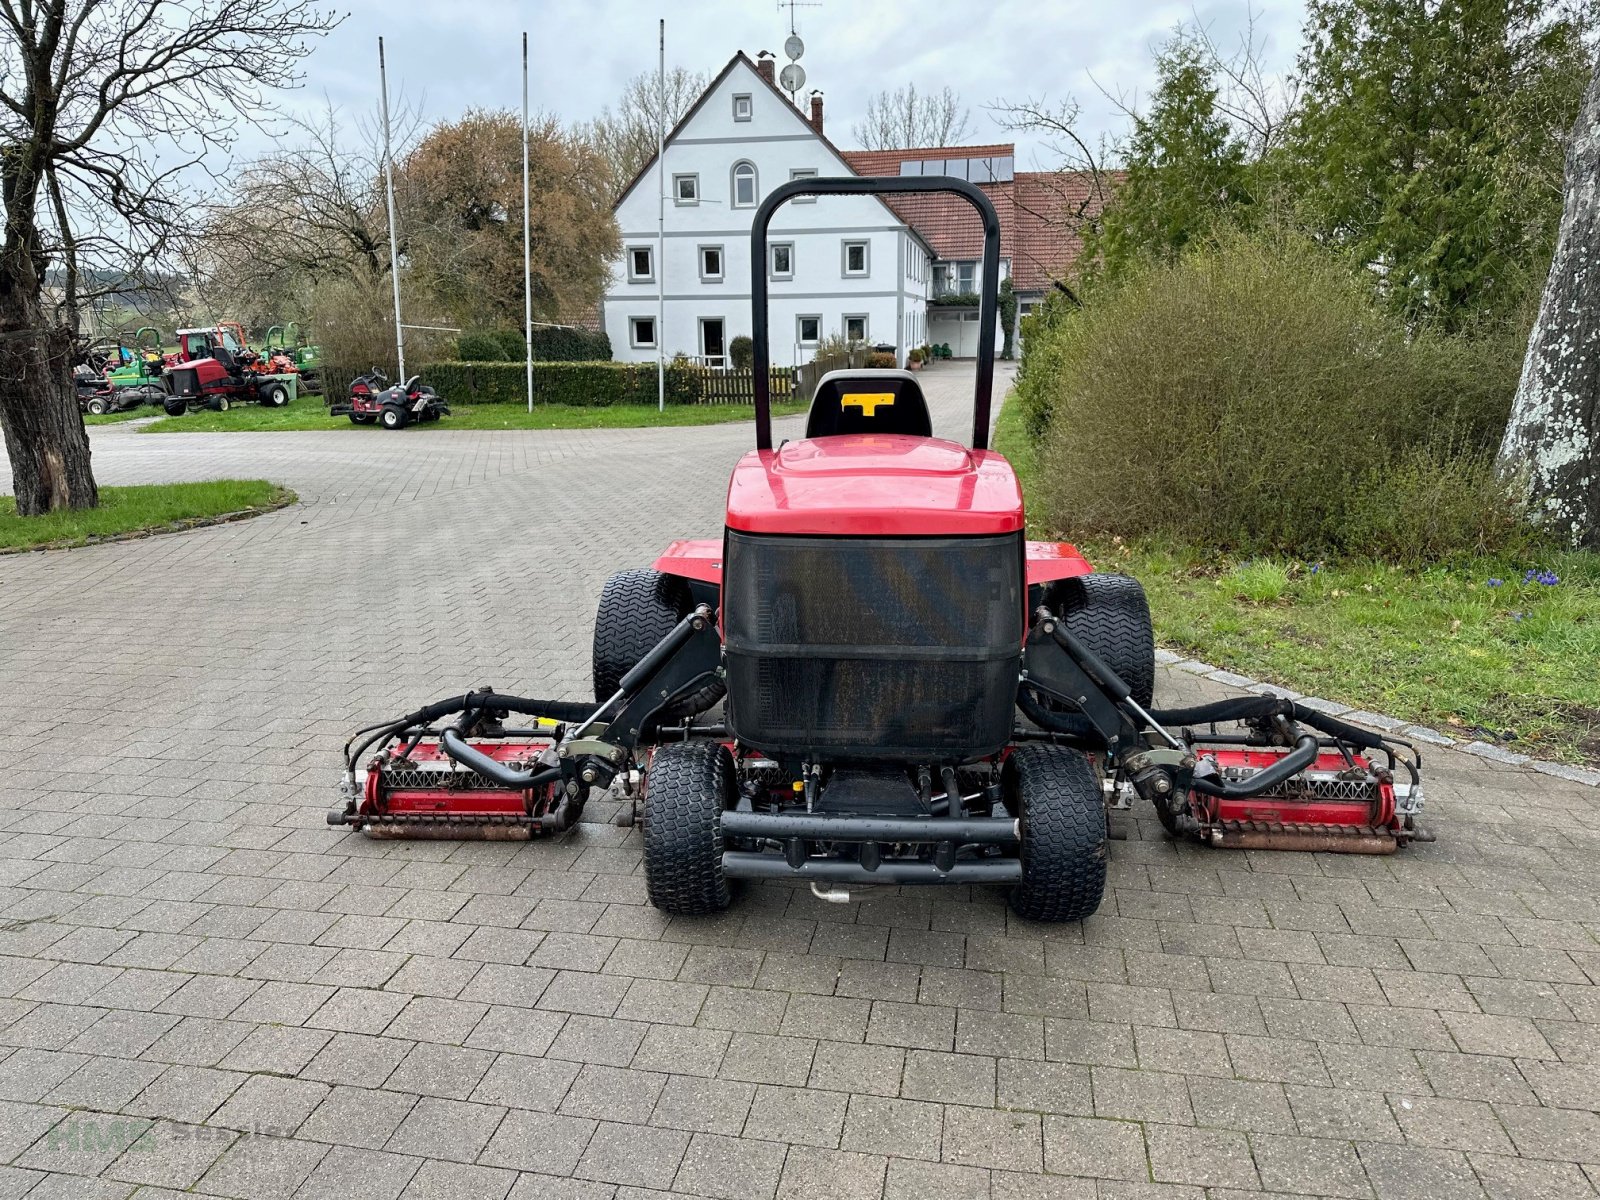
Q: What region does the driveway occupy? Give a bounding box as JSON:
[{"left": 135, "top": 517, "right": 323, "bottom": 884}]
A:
[{"left": 1, "top": 362, "right": 1598, "bottom": 1199}]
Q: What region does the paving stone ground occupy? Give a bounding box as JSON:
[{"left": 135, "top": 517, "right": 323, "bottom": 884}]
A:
[{"left": 2, "top": 363, "right": 1599, "bottom": 1199}]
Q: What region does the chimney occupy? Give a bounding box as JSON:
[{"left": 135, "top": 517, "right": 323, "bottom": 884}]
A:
[
  {"left": 756, "top": 51, "right": 775, "bottom": 85},
  {"left": 809, "top": 90, "right": 824, "bottom": 134}
]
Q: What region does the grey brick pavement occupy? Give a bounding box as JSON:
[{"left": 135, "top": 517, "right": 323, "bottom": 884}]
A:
[{"left": 2, "top": 363, "right": 1600, "bottom": 1198}]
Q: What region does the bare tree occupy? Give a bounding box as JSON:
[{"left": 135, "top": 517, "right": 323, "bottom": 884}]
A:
[
  {"left": 851, "top": 84, "right": 974, "bottom": 150},
  {"left": 0, "top": 0, "right": 339, "bottom": 516},
  {"left": 196, "top": 101, "right": 417, "bottom": 325},
  {"left": 1498, "top": 58, "right": 1600, "bottom": 548},
  {"left": 1185, "top": 6, "right": 1300, "bottom": 158},
  {"left": 576, "top": 67, "right": 710, "bottom": 201},
  {"left": 989, "top": 94, "right": 1115, "bottom": 292}
]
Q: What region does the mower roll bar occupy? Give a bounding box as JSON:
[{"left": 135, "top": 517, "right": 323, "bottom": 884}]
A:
[{"left": 749, "top": 175, "right": 1002, "bottom": 451}]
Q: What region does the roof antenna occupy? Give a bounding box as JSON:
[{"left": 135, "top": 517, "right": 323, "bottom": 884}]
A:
[{"left": 776, "top": 0, "right": 819, "bottom": 104}]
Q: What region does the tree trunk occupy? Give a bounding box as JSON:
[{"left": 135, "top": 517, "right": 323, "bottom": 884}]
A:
[
  {"left": 0, "top": 286, "right": 98, "bottom": 516},
  {"left": 1498, "top": 59, "right": 1600, "bottom": 548}
]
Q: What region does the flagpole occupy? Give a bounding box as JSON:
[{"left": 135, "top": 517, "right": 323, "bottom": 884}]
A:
[
  {"left": 523, "top": 31, "right": 534, "bottom": 413},
  {"left": 378, "top": 36, "right": 405, "bottom": 381},
  {"left": 656, "top": 18, "right": 666, "bottom": 413}
]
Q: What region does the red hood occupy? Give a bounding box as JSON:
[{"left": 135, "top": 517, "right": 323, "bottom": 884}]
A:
[{"left": 725, "top": 434, "right": 1025, "bottom": 537}]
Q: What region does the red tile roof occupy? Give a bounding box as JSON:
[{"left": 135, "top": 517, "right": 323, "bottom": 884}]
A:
[{"left": 841, "top": 146, "right": 1119, "bottom": 293}]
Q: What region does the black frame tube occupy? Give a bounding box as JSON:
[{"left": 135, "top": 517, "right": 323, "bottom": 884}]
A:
[
  {"left": 721, "top": 852, "right": 1021, "bottom": 885},
  {"left": 749, "top": 175, "right": 1002, "bottom": 451},
  {"left": 720, "top": 810, "right": 1018, "bottom": 845}
]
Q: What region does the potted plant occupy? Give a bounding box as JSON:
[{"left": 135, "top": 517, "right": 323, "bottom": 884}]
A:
[{"left": 907, "top": 347, "right": 925, "bottom": 371}]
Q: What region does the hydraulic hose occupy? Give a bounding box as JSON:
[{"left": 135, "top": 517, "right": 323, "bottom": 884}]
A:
[
  {"left": 438, "top": 728, "right": 563, "bottom": 789},
  {"left": 1190, "top": 732, "right": 1320, "bottom": 798}
]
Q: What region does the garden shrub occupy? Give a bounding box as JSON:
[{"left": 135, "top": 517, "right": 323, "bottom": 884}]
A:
[
  {"left": 1023, "top": 226, "right": 1527, "bottom": 563},
  {"left": 493, "top": 329, "right": 526, "bottom": 360},
  {"left": 456, "top": 331, "right": 512, "bottom": 361},
  {"left": 454, "top": 326, "right": 612, "bottom": 363},
  {"left": 866, "top": 351, "right": 897, "bottom": 369},
  {"left": 729, "top": 335, "right": 754, "bottom": 370}
]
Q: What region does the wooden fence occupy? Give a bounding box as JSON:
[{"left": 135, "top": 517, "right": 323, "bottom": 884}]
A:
[{"left": 677, "top": 365, "right": 795, "bottom": 404}]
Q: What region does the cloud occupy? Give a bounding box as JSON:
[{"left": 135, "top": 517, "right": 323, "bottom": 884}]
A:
[{"left": 262, "top": 0, "right": 1306, "bottom": 167}]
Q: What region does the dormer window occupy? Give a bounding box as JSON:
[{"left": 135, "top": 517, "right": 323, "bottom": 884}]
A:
[{"left": 733, "top": 93, "right": 753, "bottom": 122}]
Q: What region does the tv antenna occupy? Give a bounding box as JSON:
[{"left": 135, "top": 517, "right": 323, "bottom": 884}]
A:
[{"left": 777, "top": 0, "right": 818, "bottom": 101}]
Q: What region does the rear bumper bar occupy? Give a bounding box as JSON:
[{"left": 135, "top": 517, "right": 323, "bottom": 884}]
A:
[
  {"left": 719, "top": 810, "right": 1019, "bottom": 845},
  {"left": 720, "top": 851, "right": 1020, "bottom": 885}
]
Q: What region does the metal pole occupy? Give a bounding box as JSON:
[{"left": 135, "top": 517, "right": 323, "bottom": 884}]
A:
[
  {"left": 656, "top": 18, "right": 666, "bottom": 413},
  {"left": 378, "top": 36, "right": 406, "bottom": 381},
  {"left": 522, "top": 31, "right": 534, "bottom": 414}
]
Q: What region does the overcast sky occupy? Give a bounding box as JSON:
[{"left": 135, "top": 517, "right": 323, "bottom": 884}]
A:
[{"left": 270, "top": 0, "right": 1307, "bottom": 167}]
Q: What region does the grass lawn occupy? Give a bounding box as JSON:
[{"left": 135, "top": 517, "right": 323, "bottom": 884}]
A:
[
  {"left": 138, "top": 400, "right": 809, "bottom": 434},
  {"left": 1, "top": 480, "right": 293, "bottom": 552},
  {"left": 83, "top": 406, "right": 159, "bottom": 426},
  {"left": 994, "top": 392, "right": 1600, "bottom": 766}
]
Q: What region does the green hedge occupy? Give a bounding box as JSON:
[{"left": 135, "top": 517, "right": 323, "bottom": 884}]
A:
[{"left": 421, "top": 361, "right": 700, "bottom": 406}]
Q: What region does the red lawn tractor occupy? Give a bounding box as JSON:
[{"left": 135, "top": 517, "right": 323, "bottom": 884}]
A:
[
  {"left": 163, "top": 328, "right": 298, "bottom": 415},
  {"left": 329, "top": 177, "right": 1428, "bottom": 920},
  {"left": 329, "top": 369, "right": 449, "bottom": 429}
]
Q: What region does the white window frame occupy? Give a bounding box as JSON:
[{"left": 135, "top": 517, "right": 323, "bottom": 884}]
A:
[
  {"left": 627, "top": 246, "right": 654, "bottom": 283},
  {"left": 843, "top": 313, "right": 869, "bottom": 343},
  {"left": 733, "top": 93, "right": 753, "bottom": 122},
  {"left": 842, "top": 240, "right": 869, "bottom": 278},
  {"left": 731, "top": 160, "right": 758, "bottom": 209},
  {"left": 796, "top": 314, "right": 821, "bottom": 345},
  {"left": 789, "top": 167, "right": 818, "bottom": 203},
  {"left": 699, "top": 244, "right": 725, "bottom": 283},
  {"left": 629, "top": 316, "right": 657, "bottom": 348},
  {"left": 956, "top": 260, "right": 977, "bottom": 293},
  {"left": 770, "top": 242, "right": 795, "bottom": 281},
  {"left": 673, "top": 173, "right": 699, "bottom": 205}
]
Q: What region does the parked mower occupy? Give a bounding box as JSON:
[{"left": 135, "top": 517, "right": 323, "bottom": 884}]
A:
[
  {"left": 75, "top": 328, "right": 169, "bottom": 413},
  {"left": 329, "top": 177, "right": 1429, "bottom": 921},
  {"left": 163, "top": 328, "right": 299, "bottom": 415},
  {"left": 265, "top": 322, "right": 323, "bottom": 395},
  {"left": 329, "top": 368, "right": 449, "bottom": 429}
]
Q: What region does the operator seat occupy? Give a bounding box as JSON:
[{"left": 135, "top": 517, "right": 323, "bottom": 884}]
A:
[{"left": 805, "top": 368, "right": 932, "bottom": 439}]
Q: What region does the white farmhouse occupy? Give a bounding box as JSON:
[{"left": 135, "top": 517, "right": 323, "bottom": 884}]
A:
[{"left": 603, "top": 52, "right": 933, "bottom": 368}]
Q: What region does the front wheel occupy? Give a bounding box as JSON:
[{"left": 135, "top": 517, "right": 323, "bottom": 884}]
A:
[
  {"left": 380, "top": 405, "right": 406, "bottom": 430},
  {"left": 1047, "top": 574, "right": 1156, "bottom": 709},
  {"left": 592, "top": 568, "right": 725, "bottom": 720},
  {"left": 208, "top": 396, "right": 231, "bottom": 413},
  {"left": 643, "top": 740, "right": 734, "bottom": 915},
  {"left": 262, "top": 383, "right": 290, "bottom": 407},
  {"left": 86, "top": 397, "right": 110, "bottom": 415},
  {"left": 163, "top": 399, "right": 188, "bottom": 417},
  {"left": 1006, "top": 744, "right": 1108, "bottom": 922}
]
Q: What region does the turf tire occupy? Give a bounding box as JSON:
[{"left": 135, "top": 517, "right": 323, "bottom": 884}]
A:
[
  {"left": 86, "top": 396, "right": 109, "bottom": 415},
  {"left": 1006, "top": 744, "right": 1108, "bottom": 922},
  {"left": 163, "top": 399, "right": 188, "bottom": 417},
  {"left": 643, "top": 740, "right": 734, "bottom": 915},
  {"left": 380, "top": 404, "right": 406, "bottom": 430},
  {"left": 592, "top": 568, "right": 724, "bottom": 720},
  {"left": 1048, "top": 573, "right": 1156, "bottom": 709}
]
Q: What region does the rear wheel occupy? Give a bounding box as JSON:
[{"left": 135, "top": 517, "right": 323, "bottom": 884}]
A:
[
  {"left": 592, "top": 568, "right": 725, "bottom": 720},
  {"left": 1006, "top": 744, "right": 1108, "bottom": 922},
  {"left": 262, "top": 383, "right": 290, "bottom": 407},
  {"left": 1047, "top": 574, "right": 1156, "bottom": 709},
  {"left": 380, "top": 405, "right": 407, "bottom": 430},
  {"left": 643, "top": 740, "right": 734, "bottom": 915},
  {"left": 208, "top": 395, "right": 231, "bottom": 412}
]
